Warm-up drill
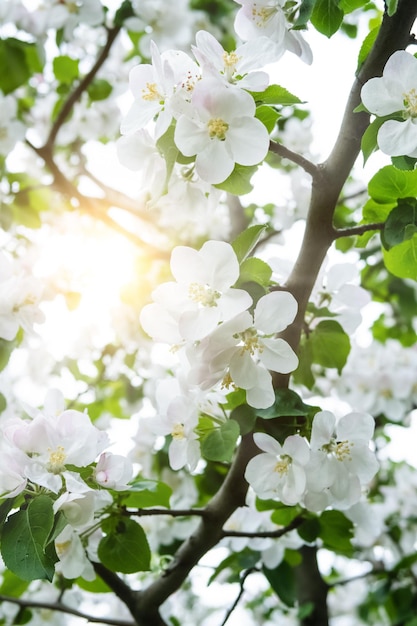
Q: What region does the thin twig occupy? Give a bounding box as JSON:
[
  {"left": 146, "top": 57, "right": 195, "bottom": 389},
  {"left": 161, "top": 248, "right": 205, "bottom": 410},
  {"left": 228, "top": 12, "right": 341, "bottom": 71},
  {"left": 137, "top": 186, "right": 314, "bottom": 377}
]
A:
[
  {"left": 123, "top": 508, "right": 207, "bottom": 518},
  {"left": 269, "top": 140, "right": 319, "bottom": 178},
  {"left": 46, "top": 25, "right": 121, "bottom": 150},
  {"left": 0, "top": 594, "right": 134, "bottom": 626},
  {"left": 333, "top": 221, "right": 385, "bottom": 239},
  {"left": 222, "top": 514, "right": 303, "bottom": 539},
  {"left": 220, "top": 567, "right": 259, "bottom": 626}
]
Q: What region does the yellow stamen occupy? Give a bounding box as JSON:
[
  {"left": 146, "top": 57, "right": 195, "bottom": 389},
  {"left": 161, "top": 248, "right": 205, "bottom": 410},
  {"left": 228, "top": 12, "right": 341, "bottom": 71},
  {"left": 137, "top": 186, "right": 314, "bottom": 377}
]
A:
[
  {"left": 207, "top": 118, "right": 229, "bottom": 140},
  {"left": 142, "top": 82, "right": 162, "bottom": 102},
  {"left": 188, "top": 282, "right": 221, "bottom": 307}
]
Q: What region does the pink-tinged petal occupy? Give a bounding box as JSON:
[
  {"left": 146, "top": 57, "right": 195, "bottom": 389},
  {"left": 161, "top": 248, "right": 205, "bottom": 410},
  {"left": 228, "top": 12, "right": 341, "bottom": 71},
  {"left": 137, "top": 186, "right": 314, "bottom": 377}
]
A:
[
  {"left": 195, "top": 140, "right": 235, "bottom": 184},
  {"left": 227, "top": 116, "right": 269, "bottom": 166},
  {"left": 194, "top": 30, "right": 224, "bottom": 70},
  {"left": 199, "top": 240, "right": 240, "bottom": 289},
  {"left": 282, "top": 434, "right": 310, "bottom": 465},
  {"left": 336, "top": 412, "right": 375, "bottom": 442},
  {"left": 254, "top": 291, "right": 298, "bottom": 333},
  {"left": 253, "top": 432, "right": 282, "bottom": 456},
  {"left": 310, "top": 411, "right": 336, "bottom": 449},
  {"left": 174, "top": 115, "right": 208, "bottom": 156},
  {"left": 378, "top": 118, "right": 417, "bottom": 156},
  {"left": 260, "top": 338, "right": 299, "bottom": 374},
  {"left": 179, "top": 306, "right": 221, "bottom": 340},
  {"left": 193, "top": 78, "right": 255, "bottom": 119}
]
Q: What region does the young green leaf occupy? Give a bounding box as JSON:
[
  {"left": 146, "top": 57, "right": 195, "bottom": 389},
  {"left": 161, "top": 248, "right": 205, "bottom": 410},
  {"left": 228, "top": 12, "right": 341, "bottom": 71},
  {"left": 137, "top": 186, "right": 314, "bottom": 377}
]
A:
[
  {"left": 1, "top": 496, "right": 57, "bottom": 582},
  {"left": 308, "top": 320, "right": 351, "bottom": 374},
  {"left": 98, "top": 518, "right": 151, "bottom": 573},
  {"left": 310, "top": 0, "right": 344, "bottom": 37},
  {"left": 201, "top": 420, "right": 240, "bottom": 462},
  {"left": 231, "top": 225, "right": 267, "bottom": 263}
]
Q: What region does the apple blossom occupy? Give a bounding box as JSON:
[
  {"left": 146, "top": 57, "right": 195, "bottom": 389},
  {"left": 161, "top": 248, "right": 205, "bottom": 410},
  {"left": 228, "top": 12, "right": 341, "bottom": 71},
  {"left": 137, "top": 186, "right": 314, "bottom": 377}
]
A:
[
  {"left": 188, "top": 290, "right": 299, "bottom": 409},
  {"left": 361, "top": 50, "right": 417, "bottom": 157},
  {"left": 120, "top": 41, "right": 200, "bottom": 139},
  {"left": 234, "top": 0, "right": 312, "bottom": 64},
  {"left": 174, "top": 77, "right": 270, "bottom": 184},
  {"left": 245, "top": 432, "right": 310, "bottom": 504},
  {"left": 140, "top": 240, "right": 252, "bottom": 342},
  {"left": 305, "top": 411, "right": 379, "bottom": 511},
  {"left": 94, "top": 452, "right": 134, "bottom": 490},
  {"left": 55, "top": 525, "right": 95, "bottom": 580},
  {"left": 192, "top": 30, "right": 274, "bottom": 91}
]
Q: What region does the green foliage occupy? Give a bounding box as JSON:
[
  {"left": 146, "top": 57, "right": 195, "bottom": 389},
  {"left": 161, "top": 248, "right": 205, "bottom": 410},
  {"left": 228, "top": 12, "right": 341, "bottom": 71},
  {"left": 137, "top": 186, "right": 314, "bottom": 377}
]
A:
[
  {"left": 87, "top": 79, "right": 113, "bottom": 102},
  {"left": 255, "top": 105, "right": 280, "bottom": 133},
  {"left": 53, "top": 56, "right": 79, "bottom": 84},
  {"left": 250, "top": 84, "right": 303, "bottom": 106},
  {"left": 200, "top": 419, "right": 240, "bottom": 462},
  {"left": 214, "top": 163, "right": 258, "bottom": 195},
  {"left": 122, "top": 479, "right": 172, "bottom": 509},
  {"left": 263, "top": 559, "right": 296, "bottom": 607},
  {"left": 230, "top": 403, "right": 257, "bottom": 435},
  {"left": 383, "top": 235, "right": 417, "bottom": 279},
  {"left": 360, "top": 116, "right": 391, "bottom": 164},
  {"left": 0, "top": 39, "right": 43, "bottom": 94},
  {"left": 368, "top": 165, "right": 417, "bottom": 203},
  {"left": 318, "top": 510, "right": 354, "bottom": 555},
  {"left": 381, "top": 199, "right": 417, "bottom": 250},
  {"left": 239, "top": 257, "right": 272, "bottom": 288},
  {"left": 310, "top": 0, "right": 344, "bottom": 37},
  {"left": 98, "top": 517, "right": 151, "bottom": 573},
  {"left": 1, "top": 496, "right": 58, "bottom": 582},
  {"left": 231, "top": 225, "right": 267, "bottom": 263}
]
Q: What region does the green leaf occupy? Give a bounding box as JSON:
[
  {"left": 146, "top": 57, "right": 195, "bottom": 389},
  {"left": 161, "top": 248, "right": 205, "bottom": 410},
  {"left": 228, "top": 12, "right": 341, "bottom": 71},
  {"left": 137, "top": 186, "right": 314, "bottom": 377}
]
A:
[
  {"left": 114, "top": 0, "right": 135, "bottom": 26},
  {"left": 310, "top": 0, "right": 344, "bottom": 37},
  {"left": 250, "top": 84, "right": 302, "bottom": 106},
  {"left": 293, "top": 0, "right": 315, "bottom": 28},
  {"left": 362, "top": 198, "right": 395, "bottom": 224},
  {"left": 270, "top": 505, "right": 301, "bottom": 526},
  {"left": 319, "top": 510, "right": 354, "bottom": 555},
  {"left": 383, "top": 233, "right": 417, "bottom": 280},
  {"left": 385, "top": 0, "right": 398, "bottom": 15},
  {"left": 53, "top": 56, "right": 79, "bottom": 84},
  {"left": 156, "top": 124, "right": 180, "bottom": 192},
  {"left": 255, "top": 105, "right": 279, "bottom": 133},
  {"left": 1, "top": 496, "right": 57, "bottom": 581},
  {"left": 309, "top": 320, "right": 351, "bottom": 374},
  {"left": 214, "top": 163, "right": 258, "bottom": 195},
  {"left": 122, "top": 479, "right": 172, "bottom": 509},
  {"left": 87, "top": 79, "right": 113, "bottom": 102},
  {"left": 98, "top": 517, "right": 151, "bottom": 573},
  {"left": 360, "top": 116, "right": 390, "bottom": 164},
  {"left": 382, "top": 200, "right": 417, "bottom": 250},
  {"left": 0, "top": 39, "right": 42, "bottom": 94},
  {"left": 263, "top": 560, "right": 296, "bottom": 607},
  {"left": 0, "top": 569, "right": 30, "bottom": 597},
  {"left": 368, "top": 165, "right": 417, "bottom": 203},
  {"left": 201, "top": 419, "right": 240, "bottom": 462},
  {"left": 339, "top": 0, "right": 368, "bottom": 12},
  {"left": 231, "top": 225, "right": 267, "bottom": 263},
  {"left": 297, "top": 517, "right": 321, "bottom": 543},
  {"left": 292, "top": 336, "right": 315, "bottom": 389},
  {"left": 357, "top": 26, "right": 379, "bottom": 70},
  {"left": 239, "top": 257, "right": 272, "bottom": 287},
  {"left": 256, "top": 388, "right": 316, "bottom": 420},
  {"left": 230, "top": 404, "right": 257, "bottom": 435}
]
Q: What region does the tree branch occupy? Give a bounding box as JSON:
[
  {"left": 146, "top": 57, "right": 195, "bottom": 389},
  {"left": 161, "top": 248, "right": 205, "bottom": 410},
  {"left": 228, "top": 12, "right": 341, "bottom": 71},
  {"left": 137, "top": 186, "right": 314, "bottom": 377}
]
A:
[
  {"left": 123, "top": 508, "right": 207, "bottom": 518},
  {"left": 46, "top": 25, "right": 121, "bottom": 151},
  {"left": 269, "top": 140, "right": 319, "bottom": 178},
  {"left": 220, "top": 567, "right": 259, "bottom": 626},
  {"left": 0, "top": 593, "right": 135, "bottom": 626}
]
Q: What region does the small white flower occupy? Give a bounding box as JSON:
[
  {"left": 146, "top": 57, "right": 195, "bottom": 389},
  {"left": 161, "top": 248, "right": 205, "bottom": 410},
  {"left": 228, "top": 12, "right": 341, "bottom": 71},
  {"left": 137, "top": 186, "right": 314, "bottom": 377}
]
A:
[
  {"left": 192, "top": 30, "right": 274, "bottom": 91},
  {"left": 174, "top": 78, "right": 270, "bottom": 184},
  {"left": 140, "top": 240, "right": 252, "bottom": 342},
  {"left": 245, "top": 432, "right": 310, "bottom": 505},
  {"left": 305, "top": 411, "right": 379, "bottom": 511},
  {"left": 361, "top": 50, "right": 417, "bottom": 157}
]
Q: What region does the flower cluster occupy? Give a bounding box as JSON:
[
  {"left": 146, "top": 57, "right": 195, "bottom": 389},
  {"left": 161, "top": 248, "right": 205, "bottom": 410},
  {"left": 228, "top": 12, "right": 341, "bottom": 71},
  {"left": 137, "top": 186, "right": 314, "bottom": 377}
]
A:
[
  {"left": 245, "top": 410, "right": 378, "bottom": 511},
  {"left": 0, "top": 390, "right": 133, "bottom": 578},
  {"left": 140, "top": 240, "right": 299, "bottom": 413}
]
